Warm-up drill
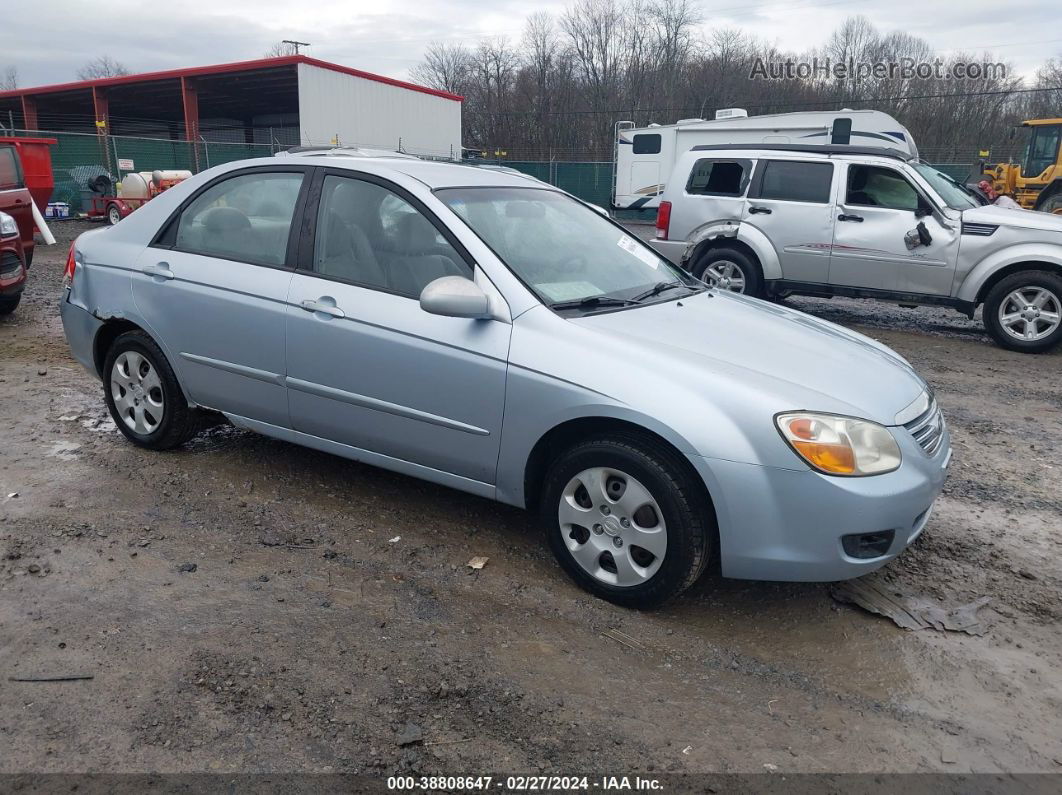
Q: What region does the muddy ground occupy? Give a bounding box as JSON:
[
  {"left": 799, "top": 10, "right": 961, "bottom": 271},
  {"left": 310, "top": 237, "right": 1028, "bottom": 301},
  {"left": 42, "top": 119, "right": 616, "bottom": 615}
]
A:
[{"left": 1, "top": 221, "right": 1060, "bottom": 778}]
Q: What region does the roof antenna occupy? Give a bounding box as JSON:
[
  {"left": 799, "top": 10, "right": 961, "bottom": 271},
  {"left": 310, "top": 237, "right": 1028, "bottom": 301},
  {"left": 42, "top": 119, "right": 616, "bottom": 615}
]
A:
[{"left": 283, "top": 40, "right": 311, "bottom": 54}]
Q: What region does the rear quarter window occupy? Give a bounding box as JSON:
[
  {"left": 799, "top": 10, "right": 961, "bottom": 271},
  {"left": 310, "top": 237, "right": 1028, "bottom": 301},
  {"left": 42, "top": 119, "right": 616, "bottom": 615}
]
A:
[{"left": 686, "top": 158, "right": 752, "bottom": 197}]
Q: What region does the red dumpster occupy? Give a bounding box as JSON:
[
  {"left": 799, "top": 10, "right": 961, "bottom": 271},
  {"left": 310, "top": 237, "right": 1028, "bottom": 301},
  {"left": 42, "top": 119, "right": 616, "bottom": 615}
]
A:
[{"left": 0, "top": 136, "right": 57, "bottom": 212}]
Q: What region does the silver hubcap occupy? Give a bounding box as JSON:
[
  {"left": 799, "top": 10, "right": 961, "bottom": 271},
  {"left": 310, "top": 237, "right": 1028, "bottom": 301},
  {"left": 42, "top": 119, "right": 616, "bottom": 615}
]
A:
[
  {"left": 558, "top": 467, "right": 667, "bottom": 587},
  {"left": 702, "top": 260, "right": 746, "bottom": 293},
  {"left": 108, "top": 207, "right": 120, "bottom": 225},
  {"left": 111, "top": 351, "right": 164, "bottom": 434},
  {"left": 998, "top": 287, "right": 1061, "bottom": 342}
]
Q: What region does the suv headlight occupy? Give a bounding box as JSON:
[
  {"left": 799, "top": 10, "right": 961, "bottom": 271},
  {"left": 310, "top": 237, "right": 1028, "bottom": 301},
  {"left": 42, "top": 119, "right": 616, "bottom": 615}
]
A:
[
  {"left": 775, "top": 412, "right": 901, "bottom": 476},
  {"left": 0, "top": 212, "right": 17, "bottom": 238}
]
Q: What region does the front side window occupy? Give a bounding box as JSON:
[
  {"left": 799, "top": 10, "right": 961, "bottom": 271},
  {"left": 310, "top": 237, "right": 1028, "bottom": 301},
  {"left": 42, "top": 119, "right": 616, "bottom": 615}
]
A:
[
  {"left": 314, "top": 175, "right": 469, "bottom": 297},
  {"left": 686, "top": 159, "right": 751, "bottom": 197},
  {"left": 174, "top": 172, "right": 303, "bottom": 265},
  {"left": 846, "top": 165, "right": 922, "bottom": 211},
  {"left": 0, "top": 147, "right": 22, "bottom": 190},
  {"left": 757, "top": 160, "right": 834, "bottom": 203},
  {"left": 438, "top": 187, "right": 701, "bottom": 311},
  {"left": 632, "top": 134, "right": 661, "bottom": 155}
]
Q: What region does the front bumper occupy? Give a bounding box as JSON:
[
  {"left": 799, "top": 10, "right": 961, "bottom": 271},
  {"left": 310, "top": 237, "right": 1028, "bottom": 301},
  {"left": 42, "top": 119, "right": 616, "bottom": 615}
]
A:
[
  {"left": 692, "top": 427, "right": 951, "bottom": 581},
  {"left": 0, "top": 242, "right": 26, "bottom": 297}
]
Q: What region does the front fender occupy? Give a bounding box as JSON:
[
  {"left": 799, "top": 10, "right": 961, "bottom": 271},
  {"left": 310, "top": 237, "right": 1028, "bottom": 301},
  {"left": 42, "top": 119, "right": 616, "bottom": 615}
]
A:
[{"left": 957, "top": 243, "right": 1062, "bottom": 303}]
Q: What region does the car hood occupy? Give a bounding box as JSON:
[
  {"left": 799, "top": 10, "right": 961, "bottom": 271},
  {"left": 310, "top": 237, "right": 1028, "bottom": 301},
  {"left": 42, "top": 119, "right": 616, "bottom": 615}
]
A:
[
  {"left": 571, "top": 290, "right": 926, "bottom": 426},
  {"left": 962, "top": 203, "right": 1062, "bottom": 234}
]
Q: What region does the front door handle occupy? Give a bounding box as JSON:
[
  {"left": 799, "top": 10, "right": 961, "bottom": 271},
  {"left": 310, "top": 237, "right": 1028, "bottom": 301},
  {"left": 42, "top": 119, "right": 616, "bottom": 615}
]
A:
[
  {"left": 300, "top": 298, "right": 345, "bottom": 319},
  {"left": 748, "top": 206, "right": 772, "bottom": 215},
  {"left": 838, "top": 213, "right": 864, "bottom": 222},
  {"left": 141, "top": 262, "right": 174, "bottom": 280}
]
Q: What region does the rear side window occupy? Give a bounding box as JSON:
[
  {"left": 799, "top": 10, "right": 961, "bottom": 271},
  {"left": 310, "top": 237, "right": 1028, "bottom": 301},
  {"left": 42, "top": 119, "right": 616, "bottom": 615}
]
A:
[
  {"left": 686, "top": 159, "right": 751, "bottom": 197},
  {"left": 173, "top": 172, "right": 304, "bottom": 265},
  {"left": 632, "top": 134, "right": 661, "bottom": 155},
  {"left": 0, "top": 147, "right": 22, "bottom": 190},
  {"left": 756, "top": 160, "right": 834, "bottom": 203}
]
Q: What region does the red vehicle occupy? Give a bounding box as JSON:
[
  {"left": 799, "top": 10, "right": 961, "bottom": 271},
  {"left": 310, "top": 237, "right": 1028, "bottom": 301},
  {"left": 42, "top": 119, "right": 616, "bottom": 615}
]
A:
[{"left": 0, "top": 142, "right": 34, "bottom": 314}]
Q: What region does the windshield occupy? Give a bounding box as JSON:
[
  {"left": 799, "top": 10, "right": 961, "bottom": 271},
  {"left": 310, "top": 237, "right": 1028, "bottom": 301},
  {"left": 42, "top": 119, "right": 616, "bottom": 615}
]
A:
[
  {"left": 437, "top": 187, "right": 702, "bottom": 311},
  {"left": 910, "top": 163, "right": 979, "bottom": 210}
]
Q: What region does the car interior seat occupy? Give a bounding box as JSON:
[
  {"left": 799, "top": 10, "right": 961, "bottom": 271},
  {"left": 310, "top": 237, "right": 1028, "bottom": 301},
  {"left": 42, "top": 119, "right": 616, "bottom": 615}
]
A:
[
  {"left": 317, "top": 182, "right": 387, "bottom": 287},
  {"left": 385, "top": 212, "right": 465, "bottom": 296}
]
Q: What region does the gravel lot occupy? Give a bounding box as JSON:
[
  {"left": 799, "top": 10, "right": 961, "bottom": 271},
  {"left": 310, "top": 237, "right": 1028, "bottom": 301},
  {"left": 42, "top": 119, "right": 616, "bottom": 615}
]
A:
[{"left": 1, "top": 220, "right": 1060, "bottom": 777}]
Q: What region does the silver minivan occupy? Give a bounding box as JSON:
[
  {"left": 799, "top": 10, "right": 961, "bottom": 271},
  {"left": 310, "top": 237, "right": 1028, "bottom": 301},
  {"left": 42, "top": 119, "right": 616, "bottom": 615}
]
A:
[
  {"left": 650, "top": 144, "right": 1062, "bottom": 353},
  {"left": 61, "top": 154, "right": 949, "bottom": 607}
]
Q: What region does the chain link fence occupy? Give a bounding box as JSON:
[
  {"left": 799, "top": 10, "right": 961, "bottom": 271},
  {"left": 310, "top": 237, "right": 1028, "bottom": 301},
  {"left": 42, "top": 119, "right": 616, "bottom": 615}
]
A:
[{"left": 6, "top": 127, "right": 983, "bottom": 216}]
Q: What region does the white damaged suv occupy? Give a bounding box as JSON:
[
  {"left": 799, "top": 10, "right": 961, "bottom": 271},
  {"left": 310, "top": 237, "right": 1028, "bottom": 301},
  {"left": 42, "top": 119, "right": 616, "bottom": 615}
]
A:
[{"left": 650, "top": 144, "right": 1062, "bottom": 353}]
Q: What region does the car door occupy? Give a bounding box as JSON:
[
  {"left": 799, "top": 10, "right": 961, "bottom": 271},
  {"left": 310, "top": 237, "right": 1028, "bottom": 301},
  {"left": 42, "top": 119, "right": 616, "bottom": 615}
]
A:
[
  {"left": 743, "top": 158, "right": 836, "bottom": 283},
  {"left": 132, "top": 166, "right": 310, "bottom": 427},
  {"left": 830, "top": 163, "right": 958, "bottom": 294},
  {"left": 284, "top": 170, "right": 511, "bottom": 487}
]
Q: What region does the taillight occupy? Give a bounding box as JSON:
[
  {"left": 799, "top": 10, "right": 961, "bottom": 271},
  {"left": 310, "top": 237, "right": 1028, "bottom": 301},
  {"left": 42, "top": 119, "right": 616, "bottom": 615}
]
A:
[
  {"left": 655, "top": 200, "right": 671, "bottom": 240},
  {"left": 63, "top": 241, "right": 77, "bottom": 285}
]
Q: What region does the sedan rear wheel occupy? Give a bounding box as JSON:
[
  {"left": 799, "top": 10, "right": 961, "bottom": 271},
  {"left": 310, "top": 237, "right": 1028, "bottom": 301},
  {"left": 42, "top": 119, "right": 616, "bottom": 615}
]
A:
[
  {"left": 103, "top": 330, "right": 201, "bottom": 449},
  {"left": 541, "top": 434, "right": 713, "bottom": 608}
]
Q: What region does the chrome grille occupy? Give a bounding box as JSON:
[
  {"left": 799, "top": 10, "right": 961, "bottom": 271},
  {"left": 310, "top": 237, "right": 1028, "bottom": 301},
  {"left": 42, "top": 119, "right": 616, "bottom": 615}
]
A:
[{"left": 904, "top": 399, "right": 946, "bottom": 457}]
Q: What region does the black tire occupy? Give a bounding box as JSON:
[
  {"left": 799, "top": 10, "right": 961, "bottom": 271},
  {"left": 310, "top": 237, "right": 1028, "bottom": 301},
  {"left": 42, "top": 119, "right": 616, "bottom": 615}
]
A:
[
  {"left": 540, "top": 433, "right": 714, "bottom": 608},
  {"left": 0, "top": 294, "right": 20, "bottom": 315},
  {"left": 691, "top": 246, "right": 765, "bottom": 298},
  {"left": 983, "top": 270, "right": 1062, "bottom": 354},
  {"left": 102, "top": 330, "right": 201, "bottom": 450}
]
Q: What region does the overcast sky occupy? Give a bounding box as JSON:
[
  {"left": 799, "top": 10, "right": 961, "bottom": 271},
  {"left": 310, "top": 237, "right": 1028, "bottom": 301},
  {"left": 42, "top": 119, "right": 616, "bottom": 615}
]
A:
[{"left": 3, "top": 0, "right": 1060, "bottom": 90}]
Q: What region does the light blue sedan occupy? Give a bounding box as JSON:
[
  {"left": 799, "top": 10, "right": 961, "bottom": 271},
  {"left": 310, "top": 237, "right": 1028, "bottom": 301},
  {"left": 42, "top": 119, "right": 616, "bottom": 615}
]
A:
[{"left": 60, "top": 155, "right": 949, "bottom": 607}]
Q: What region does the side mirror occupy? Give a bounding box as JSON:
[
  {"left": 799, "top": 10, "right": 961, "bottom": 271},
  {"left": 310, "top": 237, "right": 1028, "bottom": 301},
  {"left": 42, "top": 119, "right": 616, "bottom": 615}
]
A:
[{"left": 419, "top": 276, "right": 491, "bottom": 319}]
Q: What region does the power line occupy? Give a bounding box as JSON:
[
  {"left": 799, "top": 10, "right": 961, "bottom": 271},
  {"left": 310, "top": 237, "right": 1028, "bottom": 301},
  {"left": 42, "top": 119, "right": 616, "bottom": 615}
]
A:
[{"left": 475, "top": 84, "right": 1062, "bottom": 116}]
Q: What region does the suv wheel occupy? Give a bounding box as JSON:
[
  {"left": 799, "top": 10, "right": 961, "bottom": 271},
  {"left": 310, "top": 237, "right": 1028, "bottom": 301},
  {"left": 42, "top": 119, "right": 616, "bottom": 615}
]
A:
[
  {"left": 983, "top": 270, "right": 1062, "bottom": 353},
  {"left": 540, "top": 434, "right": 713, "bottom": 608},
  {"left": 103, "top": 330, "right": 201, "bottom": 449},
  {"left": 692, "top": 247, "right": 764, "bottom": 298}
]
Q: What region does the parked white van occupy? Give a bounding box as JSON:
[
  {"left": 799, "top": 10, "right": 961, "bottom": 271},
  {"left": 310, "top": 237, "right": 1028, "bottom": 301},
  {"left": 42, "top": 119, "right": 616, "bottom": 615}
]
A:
[{"left": 613, "top": 109, "right": 918, "bottom": 211}]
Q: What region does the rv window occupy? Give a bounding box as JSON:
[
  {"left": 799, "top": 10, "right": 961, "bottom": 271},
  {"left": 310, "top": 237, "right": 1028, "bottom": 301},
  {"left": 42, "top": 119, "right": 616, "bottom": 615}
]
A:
[
  {"left": 686, "top": 159, "right": 751, "bottom": 196},
  {"left": 632, "top": 134, "right": 661, "bottom": 155},
  {"left": 756, "top": 160, "right": 834, "bottom": 204}
]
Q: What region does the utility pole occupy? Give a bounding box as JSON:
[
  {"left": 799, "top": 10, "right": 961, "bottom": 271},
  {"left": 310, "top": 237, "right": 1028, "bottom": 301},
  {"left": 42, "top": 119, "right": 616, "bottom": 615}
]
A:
[{"left": 283, "top": 40, "right": 311, "bottom": 55}]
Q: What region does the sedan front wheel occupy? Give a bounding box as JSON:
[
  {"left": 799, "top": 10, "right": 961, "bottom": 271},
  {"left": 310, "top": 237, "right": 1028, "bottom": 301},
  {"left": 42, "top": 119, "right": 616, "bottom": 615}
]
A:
[{"left": 541, "top": 434, "right": 714, "bottom": 608}]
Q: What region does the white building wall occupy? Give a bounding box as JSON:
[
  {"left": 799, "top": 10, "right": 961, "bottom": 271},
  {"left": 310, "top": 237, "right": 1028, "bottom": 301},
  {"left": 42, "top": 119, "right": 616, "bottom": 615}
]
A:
[{"left": 297, "top": 63, "right": 461, "bottom": 159}]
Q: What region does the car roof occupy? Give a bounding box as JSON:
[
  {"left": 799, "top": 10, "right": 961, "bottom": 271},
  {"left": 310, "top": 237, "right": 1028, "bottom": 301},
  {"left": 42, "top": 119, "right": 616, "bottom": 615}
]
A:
[
  {"left": 271, "top": 152, "right": 548, "bottom": 190},
  {"left": 688, "top": 143, "right": 912, "bottom": 161}
]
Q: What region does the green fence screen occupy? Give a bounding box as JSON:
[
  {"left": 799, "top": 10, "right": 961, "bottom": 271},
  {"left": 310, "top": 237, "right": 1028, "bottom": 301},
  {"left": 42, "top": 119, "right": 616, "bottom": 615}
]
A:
[{"left": 9, "top": 129, "right": 974, "bottom": 216}]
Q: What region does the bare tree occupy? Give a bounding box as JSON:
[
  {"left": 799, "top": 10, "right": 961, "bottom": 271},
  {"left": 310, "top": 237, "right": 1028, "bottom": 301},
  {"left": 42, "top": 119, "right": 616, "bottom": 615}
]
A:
[
  {"left": 410, "top": 42, "right": 472, "bottom": 95},
  {"left": 76, "top": 55, "right": 130, "bottom": 81},
  {"left": 0, "top": 66, "right": 17, "bottom": 91}
]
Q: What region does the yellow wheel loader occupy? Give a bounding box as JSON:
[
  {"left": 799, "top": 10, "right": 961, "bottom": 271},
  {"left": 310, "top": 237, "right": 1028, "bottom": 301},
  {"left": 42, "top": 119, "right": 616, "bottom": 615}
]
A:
[{"left": 983, "top": 119, "right": 1062, "bottom": 214}]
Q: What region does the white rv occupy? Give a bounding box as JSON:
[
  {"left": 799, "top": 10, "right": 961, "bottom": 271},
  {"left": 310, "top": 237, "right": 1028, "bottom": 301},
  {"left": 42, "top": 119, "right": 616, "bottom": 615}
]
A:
[{"left": 613, "top": 108, "right": 918, "bottom": 210}]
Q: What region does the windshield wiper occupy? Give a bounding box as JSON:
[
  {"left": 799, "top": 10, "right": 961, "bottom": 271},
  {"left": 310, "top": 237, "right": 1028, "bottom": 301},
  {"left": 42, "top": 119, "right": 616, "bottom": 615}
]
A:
[
  {"left": 630, "top": 281, "right": 700, "bottom": 303},
  {"left": 550, "top": 295, "right": 641, "bottom": 311}
]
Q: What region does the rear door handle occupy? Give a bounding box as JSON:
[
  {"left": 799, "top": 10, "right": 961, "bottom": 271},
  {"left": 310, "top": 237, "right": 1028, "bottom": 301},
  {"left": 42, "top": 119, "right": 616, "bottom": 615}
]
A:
[
  {"left": 300, "top": 298, "right": 345, "bottom": 318},
  {"left": 748, "top": 206, "right": 772, "bottom": 215},
  {"left": 141, "top": 262, "right": 174, "bottom": 280},
  {"left": 838, "top": 213, "right": 864, "bottom": 222}
]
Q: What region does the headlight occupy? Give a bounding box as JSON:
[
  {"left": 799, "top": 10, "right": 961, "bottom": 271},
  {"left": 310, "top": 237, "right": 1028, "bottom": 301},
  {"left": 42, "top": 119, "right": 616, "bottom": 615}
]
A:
[
  {"left": 775, "top": 412, "right": 901, "bottom": 476},
  {"left": 0, "top": 212, "right": 17, "bottom": 238}
]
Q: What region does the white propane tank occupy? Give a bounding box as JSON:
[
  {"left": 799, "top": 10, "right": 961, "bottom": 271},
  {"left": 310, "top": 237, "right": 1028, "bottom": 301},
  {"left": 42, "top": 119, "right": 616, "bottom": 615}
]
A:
[
  {"left": 118, "top": 172, "right": 150, "bottom": 200},
  {"left": 152, "top": 169, "right": 192, "bottom": 184}
]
